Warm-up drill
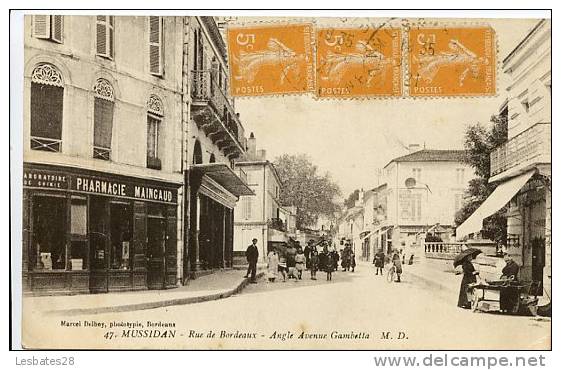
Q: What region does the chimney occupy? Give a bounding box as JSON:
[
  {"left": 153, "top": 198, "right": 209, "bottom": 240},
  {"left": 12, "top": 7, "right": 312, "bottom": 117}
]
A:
[
  {"left": 247, "top": 132, "right": 256, "bottom": 159},
  {"left": 408, "top": 143, "right": 421, "bottom": 153},
  {"left": 257, "top": 149, "right": 267, "bottom": 160}
]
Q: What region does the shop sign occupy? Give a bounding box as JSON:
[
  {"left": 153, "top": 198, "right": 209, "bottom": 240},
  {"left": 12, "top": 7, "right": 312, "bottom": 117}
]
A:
[
  {"left": 24, "top": 167, "right": 177, "bottom": 204},
  {"left": 23, "top": 170, "right": 68, "bottom": 189},
  {"left": 73, "top": 176, "right": 177, "bottom": 204}
]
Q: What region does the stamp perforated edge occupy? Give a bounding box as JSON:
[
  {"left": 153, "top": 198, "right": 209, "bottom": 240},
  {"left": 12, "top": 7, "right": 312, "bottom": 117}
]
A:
[
  {"left": 225, "top": 19, "right": 317, "bottom": 98},
  {"left": 223, "top": 17, "right": 500, "bottom": 100},
  {"left": 403, "top": 20, "right": 499, "bottom": 99},
  {"left": 313, "top": 21, "right": 405, "bottom": 100}
]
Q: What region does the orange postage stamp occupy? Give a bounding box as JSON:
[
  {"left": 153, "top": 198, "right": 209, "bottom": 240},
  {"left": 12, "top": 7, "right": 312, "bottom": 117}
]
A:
[
  {"left": 316, "top": 27, "right": 402, "bottom": 98},
  {"left": 408, "top": 27, "right": 496, "bottom": 97},
  {"left": 227, "top": 23, "right": 315, "bottom": 96}
]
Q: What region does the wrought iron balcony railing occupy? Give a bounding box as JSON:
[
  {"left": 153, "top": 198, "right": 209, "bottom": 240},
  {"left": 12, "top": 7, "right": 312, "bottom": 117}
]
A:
[
  {"left": 191, "top": 69, "right": 244, "bottom": 149},
  {"left": 490, "top": 123, "right": 551, "bottom": 177}
]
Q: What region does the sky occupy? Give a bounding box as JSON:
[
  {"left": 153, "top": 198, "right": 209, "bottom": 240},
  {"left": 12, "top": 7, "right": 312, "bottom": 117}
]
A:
[{"left": 234, "top": 17, "right": 540, "bottom": 197}]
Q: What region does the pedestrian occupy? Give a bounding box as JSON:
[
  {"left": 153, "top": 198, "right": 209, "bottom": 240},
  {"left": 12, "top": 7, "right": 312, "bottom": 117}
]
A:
[
  {"left": 277, "top": 253, "right": 288, "bottom": 282},
  {"left": 392, "top": 251, "right": 403, "bottom": 282},
  {"left": 286, "top": 243, "right": 297, "bottom": 279},
  {"left": 309, "top": 250, "right": 319, "bottom": 280},
  {"left": 325, "top": 250, "right": 335, "bottom": 281},
  {"left": 304, "top": 241, "right": 312, "bottom": 270},
  {"left": 457, "top": 254, "right": 479, "bottom": 309},
  {"left": 245, "top": 238, "right": 259, "bottom": 283},
  {"left": 333, "top": 249, "right": 340, "bottom": 271},
  {"left": 295, "top": 248, "right": 306, "bottom": 280},
  {"left": 350, "top": 251, "right": 356, "bottom": 272},
  {"left": 373, "top": 249, "right": 385, "bottom": 276},
  {"left": 267, "top": 249, "right": 279, "bottom": 283}
]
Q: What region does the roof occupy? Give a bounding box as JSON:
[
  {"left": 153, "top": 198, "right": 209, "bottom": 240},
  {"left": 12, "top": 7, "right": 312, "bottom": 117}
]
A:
[
  {"left": 384, "top": 149, "right": 467, "bottom": 168},
  {"left": 503, "top": 19, "right": 548, "bottom": 65}
]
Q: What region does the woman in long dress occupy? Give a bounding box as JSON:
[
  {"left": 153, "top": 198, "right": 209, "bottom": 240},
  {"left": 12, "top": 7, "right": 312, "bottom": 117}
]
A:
[
  {"left": 267, "top": 250, "right": 279, "bottom": 283},
  {"left": 457, "top": 254, "right": 479, "bottom": 308}
]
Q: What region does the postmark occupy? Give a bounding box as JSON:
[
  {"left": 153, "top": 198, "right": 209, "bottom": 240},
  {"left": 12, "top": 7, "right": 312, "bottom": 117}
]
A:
[
  {"left": 227, "top": 23, "right": 315, "bottom": 96},
  {"left": 408, "top": 26, "right": 496, "bottom": 97},
  {"left": 316, "top": 26, "right": 402, "bottom": 98}
]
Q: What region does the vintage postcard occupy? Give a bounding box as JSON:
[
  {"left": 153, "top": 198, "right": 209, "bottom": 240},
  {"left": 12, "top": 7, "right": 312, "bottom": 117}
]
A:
[{"left": 13, "top": 13, "right": 551, "bottom": 350}]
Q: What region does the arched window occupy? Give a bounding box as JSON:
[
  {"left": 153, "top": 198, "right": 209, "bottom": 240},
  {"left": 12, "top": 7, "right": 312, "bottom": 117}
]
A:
[
  {"left": 209, "top": 153, "right": 216, "bottom": 163},
  {"left": 92, "top": 78, "right": 115, "bottom": 160},
  {"left": 193, "top": 140, "right": 203, "bottom": 165},
  {"left": 30, "top": 63, "right": 64, "bottom": 152},
  {"left": 147, "top": 94, "right": 163, "bottom": 170}
]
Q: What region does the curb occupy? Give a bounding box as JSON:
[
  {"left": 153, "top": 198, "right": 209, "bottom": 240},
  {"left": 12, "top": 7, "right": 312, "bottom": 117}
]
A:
[{"left": 44, "top": 272, "right": 265, "bottom": 317}]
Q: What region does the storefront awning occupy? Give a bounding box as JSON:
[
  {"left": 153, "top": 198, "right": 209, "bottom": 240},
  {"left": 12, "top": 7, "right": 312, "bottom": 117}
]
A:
[
  {"left": 191, "top": 163, "right": 254, "bottom": 197},
  {"left": 456, "top": 170, "right": 535, "bottom": 240}
]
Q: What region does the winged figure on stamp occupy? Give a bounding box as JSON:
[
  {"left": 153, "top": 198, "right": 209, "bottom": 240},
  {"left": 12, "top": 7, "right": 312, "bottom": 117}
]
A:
[
  {"left": 233, "top": 38, "right": 303, "bottom": 84},
  {"left": 319, "top": 40, "right": 391, "bottom": 87},
  {"left": 413, "top": 39, "right": 488, "bottom": 87}
]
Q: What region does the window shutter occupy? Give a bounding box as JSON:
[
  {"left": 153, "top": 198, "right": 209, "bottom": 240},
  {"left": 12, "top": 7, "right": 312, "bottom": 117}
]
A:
[
  {"left": 51, "top": 15, "right": 63, "bottom": 43},
  {"left": 108, "top": 16, "right": 115, "bottom": 59},
  {"left": 96, "top": 16, "right": 107, "bottom": 56},
  {"left": 32, "top": 15, "right": 50, "bottom": 39},
  {"left": 149, "top": 16, "right": 162, "bottom": 75}
]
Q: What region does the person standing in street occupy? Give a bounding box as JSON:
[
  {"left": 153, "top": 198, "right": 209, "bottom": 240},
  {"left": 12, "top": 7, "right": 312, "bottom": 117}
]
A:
[
  {"left": 309, "top": 250, "right": 319, "bottom": 280},
  {"left": 245, "top": 238, "right": 259, "bottom": 283},
  {"left": 373, "top": 249, "right": 385, "bottom": 276},
  {"left": 304, "top": 241, "right": 312, "bottom": 270},
  {"left": 392, "top": 251, "right": 403, "bottom": 282},
  {"left": 295, "top": 248, "right": 306, "bottom": 280},
  {"left": 267, "top": 248, "right": 279, "bottom": 283},
  {"left": 325, "top": 251, "right": 335, "bottom": 281},
  {"left": 457, "top": 254, "right": 479, "bottom": 308}
]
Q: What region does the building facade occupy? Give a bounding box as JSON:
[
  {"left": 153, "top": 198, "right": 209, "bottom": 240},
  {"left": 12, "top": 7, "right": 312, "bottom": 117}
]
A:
[
  {"left": 457, "top": 20, "right": 551, "bottom": 301},
  {"left": 365, "top": 149, "right": 475, "bottom": 261},
  {"left": 184, "top": 16, "right": 252, "bottom": 279},
  {"left": 23, "top": 15, "right": 185, "bottom": 294},
  {"left": 233, "top": 134, "right": 285, "bottom": 264}
]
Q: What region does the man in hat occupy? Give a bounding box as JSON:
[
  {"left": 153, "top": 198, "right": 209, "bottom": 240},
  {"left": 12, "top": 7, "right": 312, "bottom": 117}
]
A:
[{"left": 245, "top": 238, "right": 259, "bottom": 283}]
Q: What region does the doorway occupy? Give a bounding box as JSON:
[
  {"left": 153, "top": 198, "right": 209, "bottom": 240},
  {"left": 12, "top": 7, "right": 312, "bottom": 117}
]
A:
[{"left": 147, "top": 205, "right": 166, "bottom": 289}]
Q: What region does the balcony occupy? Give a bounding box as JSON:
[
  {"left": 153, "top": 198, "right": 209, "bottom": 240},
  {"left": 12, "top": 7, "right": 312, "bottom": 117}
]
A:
[
  {"left": 191, "top": 70, "right": 245, "bottom": 159},
  {"left": 490, "top": 123, "right": 551, "bottom": 181}
]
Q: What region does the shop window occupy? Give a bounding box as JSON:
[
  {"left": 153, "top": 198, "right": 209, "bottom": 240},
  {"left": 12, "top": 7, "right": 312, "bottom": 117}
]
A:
[
  {"left": 147, "top": 95, "right": 163, "bottom": 170},
  {"left": 149, "top": 16, "right": 164, "bottom": 76},
  {"left": 32, "top": 15, "right": 63, "bottom": 43},
  {"left": 96, "top": 16, "right": 115, "bottom": 59},
  {"left": 30, "top": 64, "right": 64, "bottom": 152},
  {"left": 31, "top": 195, "right": 67, "bottom": 270},
  {"left": 110, "top": 202, "right": 133, "bottom": 270},
  {"left": 70, "top": 197, "right": 88, "bottom": 270},
  {"left": 93, "top": 79, "right": 115, "bottom": 160}
]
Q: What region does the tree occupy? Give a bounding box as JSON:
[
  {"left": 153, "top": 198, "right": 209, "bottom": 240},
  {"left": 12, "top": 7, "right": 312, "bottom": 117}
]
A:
[
  {"left": 344, "top": 189, "right": 360, "bottom": 209},
  {"left": 273, "top": 154, "right": 342, "bottom": 229},
  {"left": 455, "top": 114, "right": 508, "bottom": 243}
]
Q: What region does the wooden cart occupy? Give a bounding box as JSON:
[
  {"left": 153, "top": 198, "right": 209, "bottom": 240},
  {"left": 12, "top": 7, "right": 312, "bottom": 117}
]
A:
[{"left": 468, "top": 280, "right": 540, "bottom": 316}]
